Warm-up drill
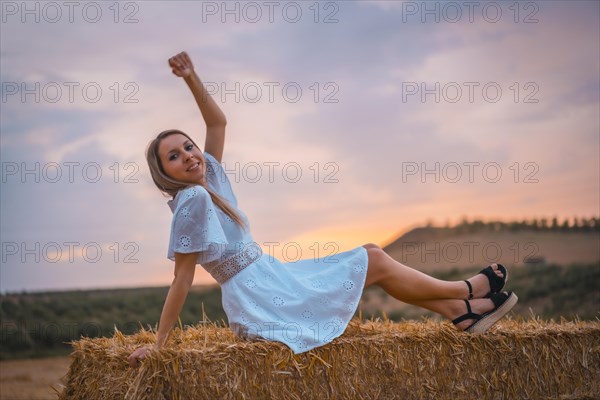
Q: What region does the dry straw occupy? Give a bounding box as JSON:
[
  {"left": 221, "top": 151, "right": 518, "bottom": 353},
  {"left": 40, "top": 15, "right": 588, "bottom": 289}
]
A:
[{"left": 58, "top": 318, "right": 600, "bottom": 400}]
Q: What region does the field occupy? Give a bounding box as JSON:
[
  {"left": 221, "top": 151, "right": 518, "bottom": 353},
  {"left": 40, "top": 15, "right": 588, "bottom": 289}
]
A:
[{"left": 0, "top": 356, "right": 69, "bottom": 400}]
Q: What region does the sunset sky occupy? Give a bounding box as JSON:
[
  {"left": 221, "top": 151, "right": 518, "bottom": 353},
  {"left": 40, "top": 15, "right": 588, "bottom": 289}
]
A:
[{"left": 1, "top": 0, "right": 598, "bottom": 292}]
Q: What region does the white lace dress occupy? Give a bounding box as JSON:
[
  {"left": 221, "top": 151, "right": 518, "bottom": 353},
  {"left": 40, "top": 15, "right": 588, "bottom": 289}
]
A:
[{"left": 167, "top": 152, "right": 369, "bottom": 354}]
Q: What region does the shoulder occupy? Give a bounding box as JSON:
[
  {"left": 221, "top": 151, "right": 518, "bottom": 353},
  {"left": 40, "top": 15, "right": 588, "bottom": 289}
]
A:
[
  {"left": 172, "top": 185, "right": 212, "bottom": 210},
  {"left": 169, "top": 185, "right": 218, "bottom": 226},
  {"left": 203, "top": 151, "right": 219, "bottom": 163},
  {"left": 179, "top": 184, "right": 210, "bottom": 198},
  {"left": 203, "top": 151, "right": 234, "bottom": 197},
  {"left": 203, "top": 151, "right": 223, "bottom": 178}
]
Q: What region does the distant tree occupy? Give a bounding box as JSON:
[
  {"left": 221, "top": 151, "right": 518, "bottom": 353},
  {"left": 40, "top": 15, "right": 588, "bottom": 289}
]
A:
[
  {"left": 592, "top": 217, "right": 600, "bottom": 231},
  {"left": 509, "top": 221, "right": 520, "bottom": 232},
  {"left": 487, "top": 221, "right": 499, "bottom": 231},
  {"left": 455, "top": 217, "right": 470, "bottom": 234},
  {"left": 441, "top": 215, "right": 598, "bottom": 233},
  {"left": 580, "top": 217, "right": 592, "bottom": 232}
]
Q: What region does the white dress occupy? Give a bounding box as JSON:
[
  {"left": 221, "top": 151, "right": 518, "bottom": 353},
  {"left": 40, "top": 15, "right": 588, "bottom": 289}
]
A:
[{"left": 167, "top": 152, "right": 369, "bottom": 354}]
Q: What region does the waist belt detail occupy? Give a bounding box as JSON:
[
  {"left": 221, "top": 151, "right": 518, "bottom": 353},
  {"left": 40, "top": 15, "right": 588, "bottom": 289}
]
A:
[{"left": 204, "top": 244, "right": 262, "bottom": 285}]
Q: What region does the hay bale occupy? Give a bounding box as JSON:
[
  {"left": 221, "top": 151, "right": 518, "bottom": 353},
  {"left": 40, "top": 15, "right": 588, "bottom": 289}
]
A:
[{"left": 58, "top": 319, "right": 600, "bottom": 400}]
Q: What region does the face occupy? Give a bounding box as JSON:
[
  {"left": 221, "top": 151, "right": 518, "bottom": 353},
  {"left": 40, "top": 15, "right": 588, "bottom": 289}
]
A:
[{"left": 158, "top": 134, "right": 206, "bottom": 185}]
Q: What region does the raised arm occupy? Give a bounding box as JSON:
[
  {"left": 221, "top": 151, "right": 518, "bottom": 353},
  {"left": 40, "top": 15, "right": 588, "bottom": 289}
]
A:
[{"left": 168, "top": 51, "right": 226, "bottom": 163}]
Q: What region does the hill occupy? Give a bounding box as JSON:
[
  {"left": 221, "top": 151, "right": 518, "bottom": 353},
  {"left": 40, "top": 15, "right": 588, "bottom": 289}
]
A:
[{"left": 383, "top": 226, "right": 599, "bottom": 272}]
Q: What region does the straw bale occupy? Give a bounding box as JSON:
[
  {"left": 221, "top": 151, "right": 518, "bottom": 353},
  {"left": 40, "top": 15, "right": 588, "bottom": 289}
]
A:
[{"left": 58, "top": 319, "right": 600, "bottom": 400}]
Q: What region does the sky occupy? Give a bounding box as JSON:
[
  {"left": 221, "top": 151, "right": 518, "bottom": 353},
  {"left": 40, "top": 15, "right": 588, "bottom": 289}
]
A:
[{"left": 1, "top": 0, "right": 598, "bottom": 293}]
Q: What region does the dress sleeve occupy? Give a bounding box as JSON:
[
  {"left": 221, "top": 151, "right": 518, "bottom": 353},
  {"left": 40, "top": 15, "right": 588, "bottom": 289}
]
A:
[
  {"left": 204, "top": 151, "right": 238, "bottom": 206},
  {"left": 167, "top": 185, "right": 228, "bottom": 265}
]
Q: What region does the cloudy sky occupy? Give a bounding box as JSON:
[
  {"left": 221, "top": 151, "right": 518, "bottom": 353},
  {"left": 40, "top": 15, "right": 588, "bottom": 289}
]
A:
[{"left": 1, "top": 0, "right": 598, "bottom": 292}]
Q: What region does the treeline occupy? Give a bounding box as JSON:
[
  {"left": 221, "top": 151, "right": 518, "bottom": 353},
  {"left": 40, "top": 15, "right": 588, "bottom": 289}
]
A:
[
  {"left": 0, "top": 286, "right": 226, "bottom": 360},
  {"left": 428, "top": 216, "right": 600, "bottom": 234}
]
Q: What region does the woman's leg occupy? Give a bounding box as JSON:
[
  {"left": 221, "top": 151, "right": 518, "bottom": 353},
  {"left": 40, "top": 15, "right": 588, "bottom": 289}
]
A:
[{"left": 362, "top": 243, "right": 503, "bottom": 302}]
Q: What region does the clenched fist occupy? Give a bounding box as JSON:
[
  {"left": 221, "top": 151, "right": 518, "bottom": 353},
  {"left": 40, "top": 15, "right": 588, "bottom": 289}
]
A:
[{"left": 168, "top": 51, "right": 194, "bottom": 79}]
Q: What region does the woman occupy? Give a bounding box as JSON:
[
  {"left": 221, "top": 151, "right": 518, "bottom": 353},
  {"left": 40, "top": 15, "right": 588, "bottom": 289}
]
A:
[{"left": 127, "top": 52, "right": 517, "bottom": 367}]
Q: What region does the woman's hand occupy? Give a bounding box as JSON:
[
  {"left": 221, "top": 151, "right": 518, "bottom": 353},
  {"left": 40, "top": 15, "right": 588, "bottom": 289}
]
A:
[
  {"left": 168, "top": 51, "right": 194, "bottom": 79},
  {"left": 127, "top": 345, "right": 155, "bottom": 368}
]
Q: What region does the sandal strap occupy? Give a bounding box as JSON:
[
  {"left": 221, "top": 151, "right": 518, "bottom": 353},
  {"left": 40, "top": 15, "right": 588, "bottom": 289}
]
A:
[
  {"left": 479, "top": 264, "right": 507, "bottom": 294},
  {"left": 451, "top": 300, "right": 482, "bottom": 325},
  {"left": 464, "top": 280, "right": 474, "bottom": 300}
]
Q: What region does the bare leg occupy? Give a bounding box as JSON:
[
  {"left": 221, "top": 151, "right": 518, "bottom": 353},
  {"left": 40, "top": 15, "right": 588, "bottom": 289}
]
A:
[
  {"left": 360, "top": 244, "right": 506, "bottom": 330},
  {"left": 362, "top": 243, "right": 504, "bottom": 302}
]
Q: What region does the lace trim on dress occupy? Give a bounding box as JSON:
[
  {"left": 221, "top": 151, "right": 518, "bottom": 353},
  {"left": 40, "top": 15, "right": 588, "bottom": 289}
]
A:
[{"left": 204, "top": 244, "right": 263, "bottom": 285}]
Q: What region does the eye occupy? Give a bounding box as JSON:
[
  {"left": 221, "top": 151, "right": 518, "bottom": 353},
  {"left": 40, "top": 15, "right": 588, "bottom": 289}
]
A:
[
  {"left": 168, "top": 153, "right": 178, "bottom": 161},
  {"left": 185, "top": 143, "right": 194, "bottom": 151}
]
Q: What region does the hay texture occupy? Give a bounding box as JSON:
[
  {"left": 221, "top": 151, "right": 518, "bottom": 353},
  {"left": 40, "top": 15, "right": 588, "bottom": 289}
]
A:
[{"left": 58, "top": 319, "right": 600, "bottom": 400}]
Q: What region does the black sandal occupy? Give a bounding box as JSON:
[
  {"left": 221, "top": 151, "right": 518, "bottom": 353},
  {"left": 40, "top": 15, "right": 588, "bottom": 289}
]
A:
[
  {"left": 452, "top": 291, "right": 518, "bottom": 334},
  {"left": 463, "top": 263, "right": 508, "bottom": 299}
]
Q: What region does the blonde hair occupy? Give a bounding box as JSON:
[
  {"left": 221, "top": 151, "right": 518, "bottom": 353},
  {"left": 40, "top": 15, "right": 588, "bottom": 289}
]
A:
[{"left": 146, "top": 129, "right": 247, "bottom": 230}]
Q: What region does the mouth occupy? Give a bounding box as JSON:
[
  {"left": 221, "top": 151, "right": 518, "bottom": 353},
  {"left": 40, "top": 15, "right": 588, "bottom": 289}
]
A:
[{"left": 187, "top": 162, "right": 201, "bottom": 172}]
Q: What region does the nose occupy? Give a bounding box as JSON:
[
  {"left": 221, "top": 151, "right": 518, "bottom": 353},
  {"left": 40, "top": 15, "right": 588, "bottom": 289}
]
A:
[{"left": 183, "top": 152, "right": 194, "bottom": 162}]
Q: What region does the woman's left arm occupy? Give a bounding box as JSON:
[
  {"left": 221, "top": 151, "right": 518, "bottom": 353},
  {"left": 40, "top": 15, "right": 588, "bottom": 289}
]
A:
[
  {"left": 127, "top": 252, "right": 197, "bottom": 368},
  {"left": 169, "top": 51, "right": 227, "bottom": 162}
]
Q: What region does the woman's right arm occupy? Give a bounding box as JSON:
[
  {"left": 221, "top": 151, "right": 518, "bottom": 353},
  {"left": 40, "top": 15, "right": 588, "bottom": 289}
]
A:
[
  {"left": 127, "top": 252, "right": 197, "bottom": 368},
  {"left": 168, "top": 51, "right": 227, "bottom": 163}
]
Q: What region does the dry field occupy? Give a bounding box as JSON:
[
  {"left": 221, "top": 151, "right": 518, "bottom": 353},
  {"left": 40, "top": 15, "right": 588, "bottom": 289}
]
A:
[{"left": 0, "top": 356, "right": 70, "bottom": 400}]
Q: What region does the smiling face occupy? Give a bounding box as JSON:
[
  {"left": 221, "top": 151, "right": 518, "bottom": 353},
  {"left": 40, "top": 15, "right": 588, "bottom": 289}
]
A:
[{"left": 157, "top": 133, "right": 206, "bottom": 185}]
